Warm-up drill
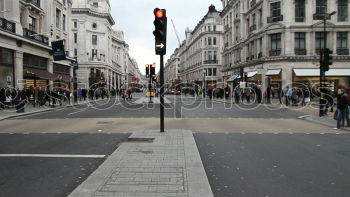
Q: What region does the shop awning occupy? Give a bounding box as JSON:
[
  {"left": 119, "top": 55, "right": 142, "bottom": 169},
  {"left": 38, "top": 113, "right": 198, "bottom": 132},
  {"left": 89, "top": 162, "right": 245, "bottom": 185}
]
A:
[
  {"left": 227, "top": 74, "right": 240, "bottom": 82},
  {"left": 294, "top": 69, "right": 350, "bottom": 77},
  {"left": 24, "top": 67, "right": 55, "bottom": 80},
  {"left": 247, "top": 71, "right": 258, "bottom": 78},
  {"left": 266, "top": 69, "right": 281, "bottom": 76}
]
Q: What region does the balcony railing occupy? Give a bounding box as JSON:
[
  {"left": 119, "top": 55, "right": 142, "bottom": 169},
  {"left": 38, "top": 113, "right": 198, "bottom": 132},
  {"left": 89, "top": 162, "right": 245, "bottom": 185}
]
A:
[
  {"left": 249, "top": 24, "right": 256, "bottom": 32},
  {"left": 267, "top": 15, "right": 283, "bottom": 23},
  {"left": 316, "top": 49, "right": 322, "bottom": 55},
  {"left": 295, "top": 17, "right": 305, "bottom": 22},
  {"left": 313, "top": 13, "right": 330, "bottom": 20},
  {"left": 295, "top": 49, "right": 307, "bottom": 55},
  {"left": 0, "top": 17, "right": 16, "bottom": 33},
  {"left": 258, "top": 52, "right": 262, "bottom": 58},
  {"left": 337, "top": 48, "right": 349, "bottom": 55},
  {"left": 203, "top": 60, "right": 218, "bottom": 64},
  {"left": 24, "top": 0, "right": 40, "bottom": 8},
  {"left": 270, "top": 49, "right": 281, "bottom": 56},
  {"left": 23, "top": 28, "right": 49, "bottom": 45}
]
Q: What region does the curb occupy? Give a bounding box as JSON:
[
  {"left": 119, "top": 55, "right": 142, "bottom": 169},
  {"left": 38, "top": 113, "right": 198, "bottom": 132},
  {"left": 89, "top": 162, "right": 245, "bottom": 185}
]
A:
[
  {"left": 0, "top": 99, "right": 108, "bottom": 121},
  {"left": 302, "top": 116, "right": 350, "bottom": 131}
]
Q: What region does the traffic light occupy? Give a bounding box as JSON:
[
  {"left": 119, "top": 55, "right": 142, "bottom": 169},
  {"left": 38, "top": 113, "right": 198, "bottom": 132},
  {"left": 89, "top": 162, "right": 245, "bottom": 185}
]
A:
[
  {"left": 323, "top": 48, "right": 333, "bottom": 71},
  {"left": 150, "top": 64, "right": 156, "bottom": 76},
  {"left": 146, "top": 64, "right": 149, "bottom": 77},
  {"left": 153, "top": 8, "right": 167, "bottom": 55}
]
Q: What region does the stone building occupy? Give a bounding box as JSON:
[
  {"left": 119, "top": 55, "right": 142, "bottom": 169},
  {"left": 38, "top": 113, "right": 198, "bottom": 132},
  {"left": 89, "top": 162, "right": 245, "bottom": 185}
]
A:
[
  {"left": 0, "top": 0, "right": 74, "bottom": 90},
  {"left": 177, "top": 5, "right": 224, "bottom": 88},
  {"left": 221, "top": 0, "right": 350, "bottom": 93}
]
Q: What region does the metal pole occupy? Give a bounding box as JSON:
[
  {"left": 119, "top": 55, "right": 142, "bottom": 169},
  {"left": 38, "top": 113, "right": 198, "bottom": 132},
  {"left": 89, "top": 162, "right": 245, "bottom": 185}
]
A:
[
  {"left": 319, "top": 17, "right": 326, "bottom": 117},
  {"left": 160, "top": 55, "right": 165, "bottom": 132},
  {"left": 149, "top": 74, "right": 152, "bottom": 103}
]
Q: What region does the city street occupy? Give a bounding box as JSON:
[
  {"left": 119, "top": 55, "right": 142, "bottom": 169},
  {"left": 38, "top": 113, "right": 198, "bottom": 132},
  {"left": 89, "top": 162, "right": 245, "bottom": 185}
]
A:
[{"left": 0, "top": 95, "right": 349, "bottom": 197}]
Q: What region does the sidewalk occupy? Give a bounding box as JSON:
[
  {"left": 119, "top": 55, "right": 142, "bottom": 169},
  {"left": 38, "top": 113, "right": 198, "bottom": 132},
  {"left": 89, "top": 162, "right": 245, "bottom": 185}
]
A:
[
  {"left": 69, "top": 130, "right": 213, "bottom": 197},
  {"left": 0, "top": 99, "right": 96, "bottom": 121},
  {"left": 213, "top": 97, "right": 350, "bottom": 131}
]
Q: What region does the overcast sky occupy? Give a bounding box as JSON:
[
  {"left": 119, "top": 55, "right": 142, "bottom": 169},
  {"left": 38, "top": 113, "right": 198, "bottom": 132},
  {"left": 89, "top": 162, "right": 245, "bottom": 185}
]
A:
[{"left": 110, "top": 0, "right": 222, "bottom": 75}]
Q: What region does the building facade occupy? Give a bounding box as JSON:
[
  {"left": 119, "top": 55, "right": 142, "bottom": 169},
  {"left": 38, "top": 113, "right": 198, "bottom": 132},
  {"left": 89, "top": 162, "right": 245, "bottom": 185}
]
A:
[
  {"left": 176, "top": 5, "right": 224, "bottom": 88},
  {"left": 71, "top": 0, "right": 132, "bottom": 90},
  {"left": 164, "top": 48, "right": 180, "bottom": 86},
  {"left": 0, "top": 0, "right": 74, "bottom": 90},
  {"left": 221, "top": 0, "right": 350, "bottom": 93}
]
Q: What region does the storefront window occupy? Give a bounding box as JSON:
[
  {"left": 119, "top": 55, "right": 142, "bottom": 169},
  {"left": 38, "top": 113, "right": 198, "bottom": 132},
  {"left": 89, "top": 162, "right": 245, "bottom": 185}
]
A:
[
  {"left": 0, "top": 48, "right": 14, "bottom": 88},
  {"left": 23, "top": 53, "right": 47, "bottom": 69}
]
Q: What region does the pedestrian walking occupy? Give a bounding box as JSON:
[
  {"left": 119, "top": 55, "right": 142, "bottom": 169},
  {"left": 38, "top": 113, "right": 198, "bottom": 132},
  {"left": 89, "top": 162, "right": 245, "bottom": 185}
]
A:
[{"left": 334, "top": 88, "right": 349, "bottom": 129}]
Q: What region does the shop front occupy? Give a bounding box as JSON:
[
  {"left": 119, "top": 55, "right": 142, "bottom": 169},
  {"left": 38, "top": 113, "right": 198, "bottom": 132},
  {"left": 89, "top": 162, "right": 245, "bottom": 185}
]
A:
[
  {"left": 266, "top": 69, "right": 282, "bottom": 97},
  {"left": 0, "top": 47, "right": 14, "bottom": 88},
  {"left": 23, "top": 53, "right": 52, "bottom": 89},
  {"left": 293, "top": 69, "right": 350, "bottom": 92},
  {"left": 53, "top": 63, "right": 72, "bottom": 90}
]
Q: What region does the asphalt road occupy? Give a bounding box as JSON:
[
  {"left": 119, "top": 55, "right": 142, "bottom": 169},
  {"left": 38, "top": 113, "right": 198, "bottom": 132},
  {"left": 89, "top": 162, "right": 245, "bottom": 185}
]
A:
[
  {"left": 195, "top": 133, "right": 350, "bottom": 197},
  {"left": 0, "top": 133, "right": 129, "bottom": 197},
  {"left": 14, "top": 96, "right": 305, "bottom": 120}
]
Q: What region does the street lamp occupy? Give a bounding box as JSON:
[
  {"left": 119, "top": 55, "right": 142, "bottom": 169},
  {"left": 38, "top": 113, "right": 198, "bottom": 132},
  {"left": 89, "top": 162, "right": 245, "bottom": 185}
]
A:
[{"left": 319, "top": 11, "right": 336, "bottom": 117}]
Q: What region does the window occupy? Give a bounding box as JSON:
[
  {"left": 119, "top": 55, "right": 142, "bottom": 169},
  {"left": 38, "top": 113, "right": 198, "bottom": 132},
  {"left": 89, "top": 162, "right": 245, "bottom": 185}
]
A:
[
  {"left": 62, "top": 14, "right": 66, "bottom": 31},
  {"left": 337, "top": 32, "right": 349, "bottom": 55},
  {"left": 93, "top": 2, "right": 98, "bottom": 7},
  {"left": 92, "top": 23, "right": 97, "bottom": 29},
  {"left": 295, "top": 0, "right": 305, "bottom": 22},
  {"left": 208, "top": 26, "right": 212, "bottom": 31},
  {"left": 213, "top": 68, "right": 217, "bottom": 76},
  {"left": 208, "top": 68, "right": 212, "bottom": 76},
  {"left": 213, "top": 25, "right": 216, "bottom": 31},
  {"left": 74, "top": 48, "right": 77, "bottom": 56},
  {"left": 316, "top": 32, "right": 327, "bottom": 54},
  {"left": 338, "top": 0, "right": 348, "bottom": 21},
  {"left": 213, "top": 37, "right": 217, "bottom": 45},
  {"left": 74, "top": 21, "right": 77, "bottom": 28},
  {"left": 92, "top": 49, "right": 98, "bottom": 58},
  {"left": 270, "top": 33, "right": 281, "bottom": 56},
  {"left": 271, "top": 2, "right": 281, "bottom": 18},
  {"left": 92, "top": 35, "right": 97, "bottom": 45},
  {"left": 316, "top": 0, "right": 327, "bottom": 15},
  {"left": 74, "top": 33, "right": 77, "bottom": 43},
  {"left": 295, "top": 33, "right": 306, "bottom": 49},
  {"left": 213, "top": 51, "right": 217, "bottom": 60},
  {"left": 28, "top": 16, "right": 36, "bottom": 32},
  {"left": 56, "top": 9, "right": 61, "bottom": 28},
  {"left": 208, "top": 51, "right": 213, "bottom": 60},
  {"left": 252, "top": 13, "right": 256, "bottom": 25},
  {"left": 295, "top": 32, "right": 306, "bottom": 55},
  {"left": 63, "top": 0, "right": 66, "bottom": 6},
  {"left": 208, "top": 37, "right": 212, "bottom": 45},
  {"left": 337, "top": 32, "right": 348, "bottom": 49}
]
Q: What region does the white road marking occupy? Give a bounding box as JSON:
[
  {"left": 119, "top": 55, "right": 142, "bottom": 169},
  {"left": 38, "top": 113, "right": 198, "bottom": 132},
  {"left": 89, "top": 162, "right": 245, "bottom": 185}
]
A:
[
  {"left": 68, "top": 109, "right": 87, "bottom": 116},
  {"left": 0, "top": 154, "right": 106, "bottom": 158}
]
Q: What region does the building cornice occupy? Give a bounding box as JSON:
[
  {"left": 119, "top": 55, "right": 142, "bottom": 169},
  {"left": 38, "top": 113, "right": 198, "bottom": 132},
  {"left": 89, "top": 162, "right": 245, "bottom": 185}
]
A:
[{"left": 72, "top": 8, "right": 115, "bottom": 25}]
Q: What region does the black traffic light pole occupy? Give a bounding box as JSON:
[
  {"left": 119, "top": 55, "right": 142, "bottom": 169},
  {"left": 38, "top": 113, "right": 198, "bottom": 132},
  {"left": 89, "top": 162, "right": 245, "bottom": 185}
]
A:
[
  {"left": 160, "top": 55, "right": 165, "bottom": 132},
  {"left": 319, "top": 11, "right": 336, "bottom": 117}
]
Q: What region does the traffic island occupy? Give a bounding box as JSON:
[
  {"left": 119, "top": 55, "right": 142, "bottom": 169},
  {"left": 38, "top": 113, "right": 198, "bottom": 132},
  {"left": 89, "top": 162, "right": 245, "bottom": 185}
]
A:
[{"left": 68, "top": 129, "right": 213, "bottom": 197}]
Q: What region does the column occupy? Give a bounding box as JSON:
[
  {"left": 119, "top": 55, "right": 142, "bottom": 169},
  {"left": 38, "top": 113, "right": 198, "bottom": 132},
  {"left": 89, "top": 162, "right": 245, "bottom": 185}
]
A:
[
  {"left": 48, "top": 59, "right": 53, "bottom": 90},
  {"left": 114, "top": 72, "right": 117, "bottom": 89},
  {"left": 282, "top": 65, "right": 293, "bottom": 88},
  {"left": 14, "top": 51, "right": 24, "bottom": 89}
]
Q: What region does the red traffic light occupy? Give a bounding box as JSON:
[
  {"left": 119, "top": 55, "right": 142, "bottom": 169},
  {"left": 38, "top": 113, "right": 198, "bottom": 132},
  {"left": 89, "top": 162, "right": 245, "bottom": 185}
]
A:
[{"left": 154, "top": 8, "right": 164, "bottom": 19}]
